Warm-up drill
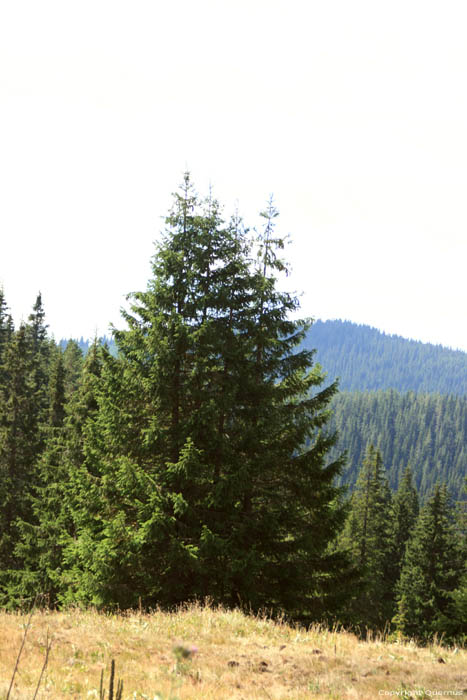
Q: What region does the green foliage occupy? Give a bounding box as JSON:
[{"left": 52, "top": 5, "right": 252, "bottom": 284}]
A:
[
  {"left": 433, "top": 574, "right": 467, "bottom": 642},
  {"left": 2, "top": 333, "right": 97, "bottom": 607},
  {"left": 434, "top": 478, "right": 467, "bottom": 642},
  {"left": 390, "top": 466, "right": 419, "bottom": 587},
  {"left": 339, "top": 445, "right": 394, "bottom": 628},
  {"left": 62, "top": 339, "right": 84, "bottom": 400},
  {"left": 38, "top": 341, "right": 103, "bottom": 607},
  {"left": 0, "top": 289, "right": 14, "bottom": 386},
  {"left": 0, "top": 320, "right": 47, "bottom": 586},
  {"left": 393, "top": 484, "right": 464, "bottom": 642}
]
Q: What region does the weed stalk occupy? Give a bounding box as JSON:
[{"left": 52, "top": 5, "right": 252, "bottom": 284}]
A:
[
  {"left": 32, "top": 630, "right": 52, "bottom": 700},
  {"left": 6, "top": 595, "right": 38, "bottom": 700}
]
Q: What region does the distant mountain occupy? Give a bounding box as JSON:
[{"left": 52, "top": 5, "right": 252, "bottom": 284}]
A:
[{"left": 304, "top": 320, "right": 467, "bottom": 395}]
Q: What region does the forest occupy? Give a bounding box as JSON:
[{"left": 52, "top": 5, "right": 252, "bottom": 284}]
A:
[
  {"left": 329, "top": 390, "right": 466, "bottom": 500},
  {"left": 0, "top": 175, "right": 466, "bottom": 644}
]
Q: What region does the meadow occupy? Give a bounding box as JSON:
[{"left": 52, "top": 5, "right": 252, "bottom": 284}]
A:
[{"left": 1, "top": 604, "right": 466, "bottom": 699}]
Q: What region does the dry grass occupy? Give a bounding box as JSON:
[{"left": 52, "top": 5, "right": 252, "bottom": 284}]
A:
[{"left": 1, "top": 603, "right": 466, "bottom": 699}]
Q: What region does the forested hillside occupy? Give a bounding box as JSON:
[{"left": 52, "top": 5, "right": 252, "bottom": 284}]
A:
[
  {"left": 326, "top": 390, "right": 466, "bottom": 500},
  {"left": 305, "top": 319, "right": 467, "bottom": 395}
]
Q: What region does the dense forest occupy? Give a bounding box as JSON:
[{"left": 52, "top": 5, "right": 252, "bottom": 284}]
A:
[
  {"left": 306, "top": 319, "right": 467, "bottom": 395},
  {"left": 328, "top": 390, "right": 466, "bottom": 500},
  {"left": 1, "top": 176, "right": 466, "bottom": 643}
]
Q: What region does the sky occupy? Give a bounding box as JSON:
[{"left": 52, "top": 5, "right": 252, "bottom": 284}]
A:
[{"left": 1, "top": 0, "right": 466, "bottom": 350}]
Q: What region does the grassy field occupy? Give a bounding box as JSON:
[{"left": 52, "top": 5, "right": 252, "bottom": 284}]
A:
[{"left": 1, "top": 603, "right": 466, "bottom": 699}]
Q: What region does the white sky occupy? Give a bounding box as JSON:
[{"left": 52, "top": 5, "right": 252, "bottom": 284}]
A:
[{"left": 1, "top": 0, "right": 466, "bottom": 350}]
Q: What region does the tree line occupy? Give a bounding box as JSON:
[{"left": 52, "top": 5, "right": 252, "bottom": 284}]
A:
[{"left": 0, "top": 175, "right": 465, "bottom": 643}]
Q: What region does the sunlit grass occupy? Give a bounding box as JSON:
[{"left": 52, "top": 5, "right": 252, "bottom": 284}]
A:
[{"left": 1, "top": 602, "right": 465, "bottom": 699}]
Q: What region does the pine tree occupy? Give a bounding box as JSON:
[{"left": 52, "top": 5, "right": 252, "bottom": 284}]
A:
[
  {"left": 391, "top": 465, "right": 419, "bottom": 587},
  {"left": 431, "top": 478, "right": 467, "bottom": 642},
  {"left": 67, "top": 175, "right": 350, "bottom": 617},
  {"left": 0, "top": 294, "right": 56, "bottom": 603},
  {"left": 26, "top": 293, "right": 51, "bottom": 441},
  {"left": 340, "top": 444, "right": 394, "bottom": 629},
  {"left": 0, "top": 288, "right": 14, "bottom": 385},
  {"left": 394, "top": 484, "right": 463, "bottom": 642},
  {"left": 48, "top": 348, "right": 67, "bottom": 429},
  {"left": 0, "top": 295, "right": 87, "bottom": 607},
  {"left": 62, "top": 339, "right": 84, "bottom": 401}
]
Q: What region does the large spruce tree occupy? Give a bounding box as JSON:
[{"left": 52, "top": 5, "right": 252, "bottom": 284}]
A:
[{"left": 66, "top": 175, "right": 349, "bottom": 617}]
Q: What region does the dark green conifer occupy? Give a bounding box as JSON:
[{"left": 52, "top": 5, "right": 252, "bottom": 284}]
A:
[
  {"left": 62, "top": 340, "right": 84, "bottom": 400},
  {"left": 48, "top": 349, "right": 67, "bottom": 429},
  {"left": 391, "top": 465, "right": 419, "bottom": 585},
  {"left": 0, "top": 296, "right": 57, "bottom": 604},
  {"left": 430, "top": 478, "right": 467, "bottom": 642},
  {"left": 67, "top": 175, "right": 349, "bottom": 617},
  {"left": 340, "top": 445, "right": 394, "bottom": 629},
  {"left": 394, "top": 484, "right": 463, "bottom": 642},
  {"left": 0, "top": 288, "right": 14, "bottom": 384},
  {"left": 26, "top": 293, "right": 51, "bottom": 440}
]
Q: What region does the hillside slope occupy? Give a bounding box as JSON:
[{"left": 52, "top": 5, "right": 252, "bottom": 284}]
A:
[{"left": 305, "top": 319, "right": 467, "bottom": 395}]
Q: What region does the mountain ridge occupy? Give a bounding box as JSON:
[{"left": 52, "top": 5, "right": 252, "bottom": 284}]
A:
[{"left": 304, "top": 319, "right": 467, "bottom": 395}]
